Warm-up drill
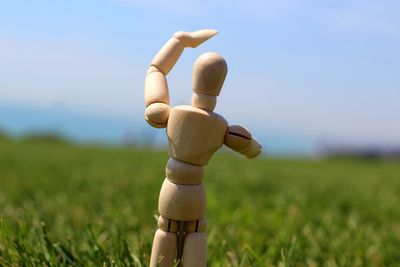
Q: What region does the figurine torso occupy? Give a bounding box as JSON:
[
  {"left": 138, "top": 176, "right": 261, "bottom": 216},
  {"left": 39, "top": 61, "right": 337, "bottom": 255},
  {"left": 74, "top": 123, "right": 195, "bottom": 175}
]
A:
[{"left": 167, "top": 105, "right": 228, "bottom": 166}]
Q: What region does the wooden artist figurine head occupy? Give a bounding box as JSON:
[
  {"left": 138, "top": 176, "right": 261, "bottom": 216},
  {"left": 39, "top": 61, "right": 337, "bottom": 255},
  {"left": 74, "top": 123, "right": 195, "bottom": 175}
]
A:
[{"left": 144, "top": 29, "right": 262, "bottom": 267}]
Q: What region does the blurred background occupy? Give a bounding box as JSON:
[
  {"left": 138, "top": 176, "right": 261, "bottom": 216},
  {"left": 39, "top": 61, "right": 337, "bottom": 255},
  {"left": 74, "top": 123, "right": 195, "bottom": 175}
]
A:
[
  {"left": 0, "top": 0, "right": 399, "bottom": 156},
  {"left": 1, "top": 1, "right": 400, "bottom": 265}
]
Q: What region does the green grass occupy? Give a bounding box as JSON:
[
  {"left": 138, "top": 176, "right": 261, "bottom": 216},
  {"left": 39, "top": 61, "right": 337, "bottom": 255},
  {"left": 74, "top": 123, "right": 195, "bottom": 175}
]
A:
[{"left": 0, "top": 137, "right": 400, "bottom": 266}]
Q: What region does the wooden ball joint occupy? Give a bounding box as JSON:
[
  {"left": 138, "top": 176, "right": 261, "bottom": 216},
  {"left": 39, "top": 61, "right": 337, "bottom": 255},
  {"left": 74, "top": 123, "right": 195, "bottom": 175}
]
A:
[{"left": 144, "top": 29, "right": 262, "bottom": 267}]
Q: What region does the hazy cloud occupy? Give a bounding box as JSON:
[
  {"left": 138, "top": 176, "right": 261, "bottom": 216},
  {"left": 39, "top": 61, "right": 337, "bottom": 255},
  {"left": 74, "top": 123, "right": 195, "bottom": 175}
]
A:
[
  {"left": 325, "top": 0, "right": 400, "bottom": 38},
  {"left": 117, "top": 0, "right": 201, "bottom": 15},
  {"left": 1, "top": 0, "right": 399, "bottom": 148},
  {"left": 0, "top": 34, "right": 144, "bottom": 115},
  {"left": 117, "top": 0, "right": 400, "bottom": 38}
]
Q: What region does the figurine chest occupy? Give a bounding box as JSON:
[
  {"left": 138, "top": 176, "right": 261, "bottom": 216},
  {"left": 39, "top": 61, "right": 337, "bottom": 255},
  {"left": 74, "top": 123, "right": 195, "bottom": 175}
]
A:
[{"left": 166, "top": 105, "right": 228, "bottom": 165}]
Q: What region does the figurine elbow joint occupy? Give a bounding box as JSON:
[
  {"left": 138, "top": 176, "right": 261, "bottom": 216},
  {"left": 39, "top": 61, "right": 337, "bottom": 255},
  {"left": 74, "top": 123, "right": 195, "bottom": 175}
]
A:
[{"left": 144, "top": 103, "right": 170, "bottom": 128}]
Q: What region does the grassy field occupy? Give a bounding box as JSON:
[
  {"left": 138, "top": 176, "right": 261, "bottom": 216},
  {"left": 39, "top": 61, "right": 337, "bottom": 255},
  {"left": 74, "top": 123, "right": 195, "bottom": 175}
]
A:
[{"left": 0, "top": 136, "right": 399, "bottom": 266}]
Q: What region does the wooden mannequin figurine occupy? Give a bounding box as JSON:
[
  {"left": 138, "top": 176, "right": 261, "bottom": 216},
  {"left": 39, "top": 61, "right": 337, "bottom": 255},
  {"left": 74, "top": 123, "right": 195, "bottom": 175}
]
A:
[{"left": 144, "top": 29, "right": 262, "bottom": 267}]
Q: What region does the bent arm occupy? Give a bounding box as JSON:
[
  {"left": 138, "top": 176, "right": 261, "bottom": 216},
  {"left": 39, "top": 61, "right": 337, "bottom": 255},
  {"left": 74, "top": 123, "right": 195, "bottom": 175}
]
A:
[
  {"left": 144, "top": 66, "right": 170, "bottom": 128},
  {"left": 224, "top": 125, "right": 262, "bottom": 158},
  {"left": 144, "top": 37, "right": 181, "bottom": 128},
  {"left": 144, "top": 29, "right": 219, "bottom": 128}
]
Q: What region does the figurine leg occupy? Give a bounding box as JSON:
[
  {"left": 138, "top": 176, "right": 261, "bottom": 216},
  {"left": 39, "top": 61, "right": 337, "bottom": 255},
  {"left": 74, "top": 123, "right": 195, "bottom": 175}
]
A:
[
  {"left": 150, "top": 215, "right": 179, "bottom": 267},
  {"left": 182, "top": 219, "right": 207, "bottom": 267}
]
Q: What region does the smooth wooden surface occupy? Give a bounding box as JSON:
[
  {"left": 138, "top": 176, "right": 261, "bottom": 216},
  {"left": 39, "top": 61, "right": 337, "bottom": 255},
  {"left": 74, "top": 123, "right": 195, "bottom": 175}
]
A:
[
  {"left": 173, "top": 29, "right": 218, "bottom": 48},
  {"left": 167, "top": 105, "right": 227, "bottom": 166},
  {"left": 191, "top": 92, "right": 217, "bottom": 111},
  {"left": 243, "top": 138, "right": 262, "bottom": 158},
  {"left": 144, "top": 102, "right": 170, "bottom": 128},
  {"left": 146, "top": 29, "right": 262, "bottom": 267},
  {"left": 166, "top": 157, "right": 203, "bottom": 185},
  {"left": 224, "top": 125, "right": 252, "bottom": 153},
  {"left": 158, "top": 178, "right": 206, "bottom": 221},
  {"left": 147, "top": 65, "right": 159, "bottom": 74},
  {"left": 185, "top": 219, "right": 207, "bottom": 233},
  {"left": 182, "top": 233, "right": 207, "bottom": 267},
  {"left": 150, "top": 229, "right": 177, "bottom": 267},
  {"left": 145, "top": 70, "right": 169, "bottom": 106},
  {"left": 192, "top": 52, "right": 227, "bottom": 97},
  {"left": 151, "top": 38, "right": 184, "bottom": 75}
]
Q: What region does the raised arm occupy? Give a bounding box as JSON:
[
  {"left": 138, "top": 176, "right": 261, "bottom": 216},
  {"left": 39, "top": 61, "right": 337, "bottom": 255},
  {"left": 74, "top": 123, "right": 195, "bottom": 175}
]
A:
[
  {"left": 144, "top": 29, "right": 219, "bottom": 128},
  {"left": 224, "top": 125, "right": 262, "bottom": 158}
]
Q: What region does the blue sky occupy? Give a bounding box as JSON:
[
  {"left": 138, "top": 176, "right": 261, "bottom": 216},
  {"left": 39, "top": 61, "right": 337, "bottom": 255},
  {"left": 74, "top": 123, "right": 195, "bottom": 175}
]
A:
[{"left": 0, "top": 0, "right": 399, "bottom": 152}]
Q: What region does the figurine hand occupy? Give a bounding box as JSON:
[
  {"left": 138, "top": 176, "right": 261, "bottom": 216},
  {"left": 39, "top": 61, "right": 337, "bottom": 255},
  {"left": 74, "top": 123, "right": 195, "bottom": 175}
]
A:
[
  {"left": 144, "top": 103, "right": 170, "bottom": 128},
  {"left": 174, "top": 29, "right": 219, "bottom": 48},
  {"left": 244, "top": 138, "right": 262, "bottom": 158}
]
